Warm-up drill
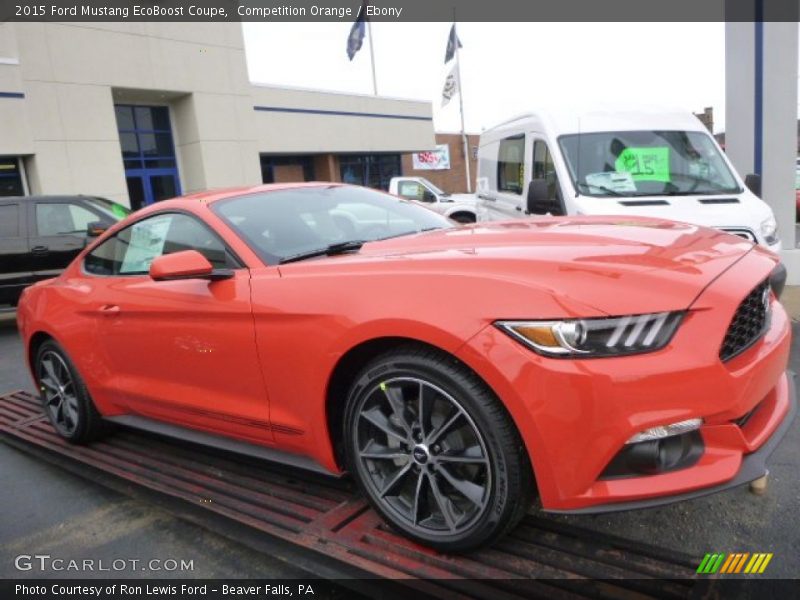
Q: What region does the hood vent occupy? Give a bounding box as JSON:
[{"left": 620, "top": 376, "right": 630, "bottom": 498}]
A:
[
  {"left": 618, "top": 200, "right": 670, "bottom": 207},
  {"left": 698, "top": 198, "right": 740, "bottom": 204}
]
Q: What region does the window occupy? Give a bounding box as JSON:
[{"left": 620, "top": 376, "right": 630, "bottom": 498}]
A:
[
  {"left": 532, "top": 140, "right": 561, "bottom": 203},
  {"left": 0, "top": 204, "right": 20, "bottom": 237},
  {"left": 558, "top": 130, "right": 741, "bottom": 197},
  {"left": 84, "top": 213, "right": 232, "bottom": 276},
  {"left": 114, "top": 105, "right": 177, "bottom": 172},
  {"left": 261, "top": 155, "right": 315, "bottom": 184},
  {"left": 339, "top": 154, "right": 401, "bottom": 190},
  {"left": 0, "top": 157, "right": 24, "bottom": 197},
  {"left": 397, "top": 181, "right": 424, "bottom": 200},
  {"left": 497, "top": 136, "right": 524, "bottom": 194},
  {"left": 36, "top": 203, "right": 98, "bottom": 236}
]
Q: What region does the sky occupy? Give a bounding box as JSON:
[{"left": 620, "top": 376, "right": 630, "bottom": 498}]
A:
[{"left": 242, "top": 22, "right": 792, "bottom": 135}]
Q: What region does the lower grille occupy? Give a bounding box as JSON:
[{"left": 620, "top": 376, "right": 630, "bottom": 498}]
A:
[{"left": 719, "top": 279, "right": 770, "bottom": 362}]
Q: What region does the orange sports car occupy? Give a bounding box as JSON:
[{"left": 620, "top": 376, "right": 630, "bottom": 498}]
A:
[{"left": 16, "top": 183, "right": 795, "bottom": 551}]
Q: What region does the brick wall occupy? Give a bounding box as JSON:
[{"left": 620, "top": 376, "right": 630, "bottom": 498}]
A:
[{"left": 401, "top": 133, "right": 480, "bottom": 193}]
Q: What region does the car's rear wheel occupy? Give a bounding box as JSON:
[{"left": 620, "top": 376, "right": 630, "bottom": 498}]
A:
[
  {"left": 344, "top": 345, "right": 532, "bottom": 552},
  {"left": 35, "top": 340, "right": 106, "bottom": 444}
]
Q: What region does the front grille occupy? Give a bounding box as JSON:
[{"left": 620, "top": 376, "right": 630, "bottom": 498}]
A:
[
  {"left": 719, "top": 227, "right": 757, "bottom": 243},
  {"left": 719, "top": 279, "right": 771, "bottom": 362}
]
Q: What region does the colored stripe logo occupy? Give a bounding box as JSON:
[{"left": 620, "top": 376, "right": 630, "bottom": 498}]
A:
[{"left": 697, "top": 552, "right": 773, "bottom": 574}]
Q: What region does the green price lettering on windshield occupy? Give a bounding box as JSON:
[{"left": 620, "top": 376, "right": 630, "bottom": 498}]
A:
[{"left": 615, "top": 147, "right": 671, "bottom": 182}]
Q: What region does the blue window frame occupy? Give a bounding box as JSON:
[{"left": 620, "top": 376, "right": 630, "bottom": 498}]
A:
[
  {"left": 115, "top": 105, "right": 181, "bottom": 209},
  {"left": 0, "top": 157, "right": 24, "bottom": 197}
]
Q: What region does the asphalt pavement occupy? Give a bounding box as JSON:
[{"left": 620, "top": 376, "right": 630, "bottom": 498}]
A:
[{"left": 0, "top": 310, "right": 798, "bottom": 578}]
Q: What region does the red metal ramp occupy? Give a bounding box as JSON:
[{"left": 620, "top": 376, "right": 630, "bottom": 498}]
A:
[{"left": 0, "top": 391, "right": 706, "bottom": 599}]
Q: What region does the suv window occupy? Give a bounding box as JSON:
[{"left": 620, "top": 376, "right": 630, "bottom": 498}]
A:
[
  {"left": 36, "top": 203, "right": 98, "bottom": 236},
  {"left": 84, "top": 213, "right": 233, "bottom": 276},
  {"left": 497, "top": 135, "right": 524, "bottom": 194},
  {"left": 532, "top": 140, "right": 562, "bottom": 203},
  {"left": 0, "top": 204, "right": 20, "bottom": 237}
]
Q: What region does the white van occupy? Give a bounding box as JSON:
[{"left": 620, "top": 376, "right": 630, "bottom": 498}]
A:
[{"left": 476, "top": 107, "right": 781, "bottom": 252}]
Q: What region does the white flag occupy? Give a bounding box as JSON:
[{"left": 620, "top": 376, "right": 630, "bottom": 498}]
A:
[{"left": 441, "top": 64, "right": 459, "bottom": 107}]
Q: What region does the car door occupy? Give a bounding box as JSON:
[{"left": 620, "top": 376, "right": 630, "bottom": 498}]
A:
[
  {"left": 28, "top": 199, "right": 103, "bottom": 282},
  {"left": 0, "top": 201, "right": 32, "bottom": 306},
  {"left": 485, "top": 134, "right": 527, "bottom": 220},
  {"left": 83, "top": 211, "right": 272, "bottom": 443}
]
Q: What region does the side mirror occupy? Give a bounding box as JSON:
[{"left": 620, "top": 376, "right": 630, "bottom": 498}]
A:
[
  {"left": 745, "top": 173, "right": 762, "bottom": 197},
  {"left": 526, "top": 179, "right": 552, "bottom": 215},
  {"left": 86, "top": 221, "right": 108, "bottom": 237},
  {"left": 149, "top": 250, "right": 233, "bottom": 282}
]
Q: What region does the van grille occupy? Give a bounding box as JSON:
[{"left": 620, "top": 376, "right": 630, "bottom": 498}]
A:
[{"left": 719, "top": 280, "right": 770, "bottom": 362}]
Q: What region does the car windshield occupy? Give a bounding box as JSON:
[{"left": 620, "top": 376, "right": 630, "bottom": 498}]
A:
[
  {"left": 84, "top": 196, "right": 131, "bottom": 220},
  {"left": 420, "top": 178, "right": 446, "bottom": 195},
  {"left": 559, "top": 130, "right": 741, "bottom": 197},
  {"left": 212, "top": 185, "right": 453, "bottom": 264}
]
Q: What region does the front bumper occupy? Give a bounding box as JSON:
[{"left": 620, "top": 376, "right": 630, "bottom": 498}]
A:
[
  {"left": 548, "top": 370, "right": 796, "bottom": 514},
  {"left": 456, "top": 251, "right": 793, "bottom": 512}
]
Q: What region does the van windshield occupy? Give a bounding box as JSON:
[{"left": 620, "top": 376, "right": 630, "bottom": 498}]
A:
[{"left": 559, "top": 131, "right": 741, "bottom": 197}]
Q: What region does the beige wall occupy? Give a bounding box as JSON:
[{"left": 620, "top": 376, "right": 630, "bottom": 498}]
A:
[
  {"left": 252, "top": 85, "right": 435, "bottom": 154},
  {"left": 2, "top": 23, "right": 435, "bottom": 207}
]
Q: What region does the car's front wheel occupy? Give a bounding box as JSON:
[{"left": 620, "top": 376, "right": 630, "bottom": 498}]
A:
[
  {"left": 35, "top": 339, "right": 106, "bottom": 444},
  {"left": 344, "top": 345, "right": 533, "bottom": 552}
]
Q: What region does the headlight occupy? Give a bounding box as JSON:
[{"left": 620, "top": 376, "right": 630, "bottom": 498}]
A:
[
  {"left": 496, "top": 312, "right": 684, "bottom": 358},
  {"left": 760, "top": 216, "right": 779, "bottom": 245}
]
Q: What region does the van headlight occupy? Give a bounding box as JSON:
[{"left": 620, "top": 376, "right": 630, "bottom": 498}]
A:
[
  {"left": 496, "top": 312, "right": 684, "bottom": 357},
  {"left": 760, "top": 216, "right": 779, "bottom": 245}
]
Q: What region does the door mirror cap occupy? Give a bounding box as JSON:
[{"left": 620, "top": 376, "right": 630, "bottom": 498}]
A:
[
  {"left": 745, "top": 173, "right": 762, "bottom": 197},
  {"left": 86, "top": 221, "right": 108, "bottom": 237},
  {"left": 149, "top": 250, "right": 233, "bottom": 282},
  {"left": 526, "top": 179, "right": 552, "bottom": 215}
]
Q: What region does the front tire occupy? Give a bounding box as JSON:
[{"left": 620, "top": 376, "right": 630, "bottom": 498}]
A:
[
  {"left": 35, "top": 339, "right": 106, "bottom": 444},
  {"left": 343, "top": 345, "right": 533, "bottom": 552}
]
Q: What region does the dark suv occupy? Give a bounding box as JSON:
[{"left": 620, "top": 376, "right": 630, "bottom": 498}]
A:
[{"left": 0, "top": 195, "right": 129, "bottom": 307}]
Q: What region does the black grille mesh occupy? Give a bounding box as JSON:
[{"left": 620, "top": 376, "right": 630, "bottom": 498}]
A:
[{"left": 719, "top": 279, "right": 770, "bottom": 362}]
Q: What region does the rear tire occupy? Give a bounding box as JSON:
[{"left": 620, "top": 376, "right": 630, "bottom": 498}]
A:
[
  {"left": 35, "top": 339, "right": 107, "bottom": 444},
  {"left": 343, "top": 345, "right": 533, "bottom": 552}
]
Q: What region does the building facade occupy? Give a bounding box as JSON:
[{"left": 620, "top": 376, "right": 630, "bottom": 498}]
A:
[
  {"left": 0, "top": 22, "right": 435, "bottom": 208},
  {"left": 400, "top": 133, "right": 479, "bottom": 194}
]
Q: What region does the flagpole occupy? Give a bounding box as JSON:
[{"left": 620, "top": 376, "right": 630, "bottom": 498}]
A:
[
  {"left": 452, "top": 21, "right": 471, "bottom": 193},
  {"left": 367, "top": 19, "right": 378, "bottom": 95}
]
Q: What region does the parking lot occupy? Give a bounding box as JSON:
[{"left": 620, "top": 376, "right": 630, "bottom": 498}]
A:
[{"left": 1, "top": 308, "right": 798, "bottom": 579}]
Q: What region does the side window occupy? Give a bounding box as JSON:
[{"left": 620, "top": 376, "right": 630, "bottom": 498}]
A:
[
  {"left": 397, "top": 181, "right": 423, "bottom": 200},
  {"left": 532, "top": 140, "right": 561, "bottom": 202},
  {"left": 497, "top": 135, "right": 525, "bottom": 194},
  {"left": 36, "top": 203, "right": 98, "bottom": 236},
  {"left": 84, "top": 213, "right": 233, "bottom": 277},
  {"left": 0, "top": 204, "right": 20, "bottom": 237}
]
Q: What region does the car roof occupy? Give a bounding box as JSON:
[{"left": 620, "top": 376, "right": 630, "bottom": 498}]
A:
[{"left": 160, "top": 182, "right": 348, "bottom": 208}]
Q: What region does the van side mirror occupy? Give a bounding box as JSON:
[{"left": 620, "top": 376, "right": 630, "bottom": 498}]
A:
[
  {"left": 745, "top": 173, "right": 762, "bottom": 197},
  {"left": 526, "top": 179, "right": 552, "bottom": 215},
  {"left": 86, "top": 221, "right": 108, "bottom": 237}
]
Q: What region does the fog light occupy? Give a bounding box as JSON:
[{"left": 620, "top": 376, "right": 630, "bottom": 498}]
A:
[{"left": 626, "top": 418, "right": 703, "bottom": 444}]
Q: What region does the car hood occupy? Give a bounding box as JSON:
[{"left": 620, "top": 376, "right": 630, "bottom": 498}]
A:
[{"left": 280, "top": 216, "right": 764, "bottom": 317}]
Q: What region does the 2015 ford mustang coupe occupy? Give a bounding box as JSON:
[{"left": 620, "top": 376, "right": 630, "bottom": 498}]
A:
[{"left": 17, "top": 183, "right": 796, "bottom": 551}]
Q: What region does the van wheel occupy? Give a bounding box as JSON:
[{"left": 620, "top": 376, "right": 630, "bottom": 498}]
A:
[
  {"left": 35, "top": 340, "right": 106, "bottom": 444},
  {"left": 343, "top": 345, "right": 533, "bottom": 552}
]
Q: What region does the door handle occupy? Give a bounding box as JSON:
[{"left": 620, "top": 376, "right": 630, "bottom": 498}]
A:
[
  {"left": 30, "top": 245, "right": 49, "bottom": 256},
  {"left": 515, "top": 206, "right": 522, "bottom": 211},
  {"left": 98, "top": 304, "right": 120, "bottom": 316}
]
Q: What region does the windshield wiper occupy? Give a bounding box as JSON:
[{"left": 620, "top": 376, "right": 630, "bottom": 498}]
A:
[
  {"left": 577, "top": 183, "right": 625, "bottom": 197},
  {"left": 376, "top": 226, "right": 444, "bottom": 242},
  {"left": 279, "top": 240, "right": 365, "bottom": 264}
]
